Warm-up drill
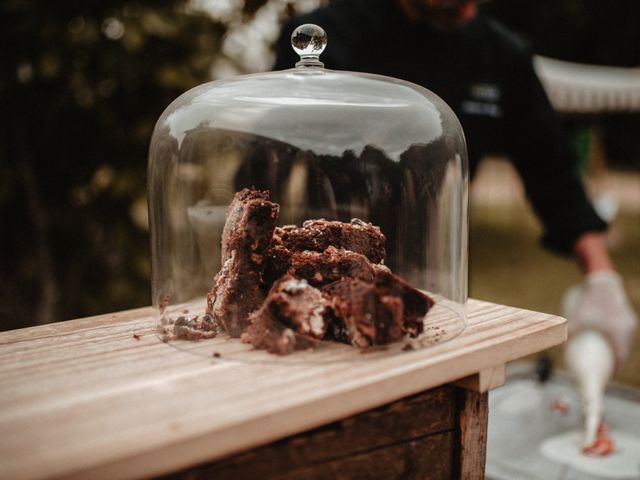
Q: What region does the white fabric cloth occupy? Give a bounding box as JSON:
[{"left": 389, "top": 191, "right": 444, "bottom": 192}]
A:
[{"left": 534, "top": 55, "right": 640, "bottom": 113}]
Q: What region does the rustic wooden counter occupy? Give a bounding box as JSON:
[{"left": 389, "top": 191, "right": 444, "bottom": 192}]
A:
[{"left": 0, "top": 299, "right": 566, "bottom": 480}]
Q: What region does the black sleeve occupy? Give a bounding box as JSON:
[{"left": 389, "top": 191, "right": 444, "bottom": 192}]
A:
[{"left": 502, "top": 48, "right": 607, "bottom": 254}]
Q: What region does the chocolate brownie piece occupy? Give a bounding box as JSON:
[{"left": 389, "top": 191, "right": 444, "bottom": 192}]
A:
[
  {"left": 220, "top": 187, "right": 278, "bottom": 264},
  {"left": 207, "top": 188, "right": 279, "bottom": 337},
  {"left": 241, "top": 307, "right": 299, "bottom": 355},
  {"left": 322, "top": 278, "right": 404, "bottom": 347},
  {"left": 374, "top": 269, "right": 435, "bottom": 337},
  {"left": 207, "top": 252, "right": 265, "bottom": 337},
  {"left": 241, "top": 276, "right": 327, "bottom": 354},
  {"left": 322, "top": 308, "right": 351, "bottom": 344},
  {"left": 262, "top": 228, "right": 292, "bottom": 289},
  {"left": 267, "top": 275, "right": 329, "bottom": 339},
  {"left": 279, "top": 218, "right": 386, "bottom": 264},
  {"left": 240, "top": 277, "right": 327, "bottom": 355},
  {"left": 289, "top": 246, "right": 376, "bottom": 287}
]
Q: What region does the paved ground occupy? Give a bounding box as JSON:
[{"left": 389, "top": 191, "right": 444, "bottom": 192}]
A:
[
  {"left": 469, "top": 158, "right": 640, "bottom": 387},
  {"left": 486, "top": 365, "right": 640, "bottom": 479}
]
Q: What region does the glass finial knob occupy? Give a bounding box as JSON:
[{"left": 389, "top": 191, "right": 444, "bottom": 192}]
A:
[{"left": 291, "top": 24, "right": 327, "bottom": 67}]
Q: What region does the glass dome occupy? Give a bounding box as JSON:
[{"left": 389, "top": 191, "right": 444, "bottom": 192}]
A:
[{"left": 148, "top": 24, "right": 469, "bottom": 361}]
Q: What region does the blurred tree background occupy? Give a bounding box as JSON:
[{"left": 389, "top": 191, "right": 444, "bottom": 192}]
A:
[
  {"left": 0, "top": 0, "right": 287, "bottom": 330},
  {"left": 1, "top": 0, "right": 638, "bottom": 331}
]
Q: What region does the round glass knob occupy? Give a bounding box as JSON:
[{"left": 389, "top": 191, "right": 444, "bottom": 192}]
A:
[{"left": 291, "top": 24, "right": 326, "bottom": 67}]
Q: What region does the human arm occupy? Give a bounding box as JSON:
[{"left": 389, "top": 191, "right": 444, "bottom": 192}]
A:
[
  {"left": 574, "top": 231, "right": 613, "bottom": 274},
  {"left": 502, "top": 48, "right": 636, "bottom": 369},
  {"left": 502, "top": 48, "right": 607, "bottom": 254}
]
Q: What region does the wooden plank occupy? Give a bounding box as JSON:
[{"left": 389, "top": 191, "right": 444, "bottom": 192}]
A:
[
  {"left": 164, "top": 385, "right": 457, "bottom": 479},
  {"left": 454, "top": 389, "right": 489, "bottom": 480},
  {"left": 0, "top": 299, "right": 566, "bottom": 480},
  {"left": 271, "top": 432, "right": 455, "bottom": 480},
  {"left": 176, "top": 432, "right": 455, "bottom": 480},
  {"left": 0, "top": 306, "right": 155, "bottom": 344},
  {"left": 455, "top": 364, "right": 506, "bottom": 392}
]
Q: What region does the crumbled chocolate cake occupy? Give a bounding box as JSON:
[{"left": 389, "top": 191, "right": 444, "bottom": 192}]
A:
[
  {"left": 262, "top": 231, "right": 292, "bottom": 289},
  {"left": 167, "top": 315, "right": 218, "bottom": 341},
  {"left": 206, "top": 187, "right": 279, "bottom": 337},
  {"left": 322, "top": 308, "right": 351, "bottom": 344},
  {"left": 241, "top": 307, "right": 295, "bottom": 355},
  {"left": 262, "top": 223, "right": 381, "bottom": 292},
  {"left": 323, "top": 278, "right": 405, "bottom": 347},
  {"left": 220, "top": 188, "right": 274, "bottom": 262},
  {"left": 266, "top": 275, "right": 329, "bottom": 339},
  {"left": 180, "top": 188, "right": 436, "bottom": 355},
  {"left": 374, "top": 269, "right": 435, "bottom": 337},
  {"left": 289, "top": 246, "right": 375, "bottom": 287},
  {"left": 278, "top": 218, "right": 386, "bottom": 264},
  {"left": 241, "top": 303, "right": 314, "bottom": 355}
]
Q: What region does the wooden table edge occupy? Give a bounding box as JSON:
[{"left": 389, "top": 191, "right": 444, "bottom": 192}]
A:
[
  {"left": 0, "top": 299, "right": 567, "bottom": 480},
  {"left": 66, "top": 313, "right": 566, "bottom": 479}
]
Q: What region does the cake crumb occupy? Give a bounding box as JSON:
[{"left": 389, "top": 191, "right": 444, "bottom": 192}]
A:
[
  {"left": 169, "top": 315, "right": 218, "bottom": 341},
  {"left": 360, "top": 345, "right": 388, "bottom": 354}
]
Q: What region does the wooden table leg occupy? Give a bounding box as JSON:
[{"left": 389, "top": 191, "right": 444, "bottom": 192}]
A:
[
  {"left": 454, "top": 388, "right": 489, "bottom": 480},
  {"left": 455, "top": 365, "right": 506, "bottom": 393}
]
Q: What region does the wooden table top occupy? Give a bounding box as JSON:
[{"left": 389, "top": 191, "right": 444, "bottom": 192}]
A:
[{"left": 0, "top": 299, "right": 566, "bottom": 480}]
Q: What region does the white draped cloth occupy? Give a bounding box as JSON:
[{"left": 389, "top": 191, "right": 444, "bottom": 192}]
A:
[{"left": 534, "top": 55, "right": 640, "bottom": 113}]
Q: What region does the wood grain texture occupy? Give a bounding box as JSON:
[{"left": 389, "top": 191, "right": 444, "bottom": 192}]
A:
[
  {"left": 455, "top": 364, "right": 506, "bottom": 392},
  {"left": 271, "top": 433, "right": 456, "bottom": 480},
  {"left": 0, "top": 299, "right": 565, "bottom": 480},
  {"left": 455, "top": 389, "right": 489, "bottom": 480},
  {"left": 164, "top": 385, "right": 457, "bottom": 479}
]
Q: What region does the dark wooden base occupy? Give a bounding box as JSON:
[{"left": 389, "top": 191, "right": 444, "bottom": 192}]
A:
[{"left": 163, "top": 385, "right": 488, "bottom": 480}]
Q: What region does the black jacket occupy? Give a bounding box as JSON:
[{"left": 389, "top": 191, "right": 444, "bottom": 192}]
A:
[{"left": 274, "top": 0, "right": 606, "bottom": 254}]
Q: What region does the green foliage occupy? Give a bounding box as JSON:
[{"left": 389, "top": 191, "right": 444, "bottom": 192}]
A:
[{"left": 0, "top": 0, "right": 268, "bottom": 328}]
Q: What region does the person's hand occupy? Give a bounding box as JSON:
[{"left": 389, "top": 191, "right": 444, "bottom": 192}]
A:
[{"left": 564, "top": 271, "right": 638, "bottom": 371}]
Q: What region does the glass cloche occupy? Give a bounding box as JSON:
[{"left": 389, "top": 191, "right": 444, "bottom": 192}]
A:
[{"left": 147, "top": 24, "right": 468, "bottom": 361}]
